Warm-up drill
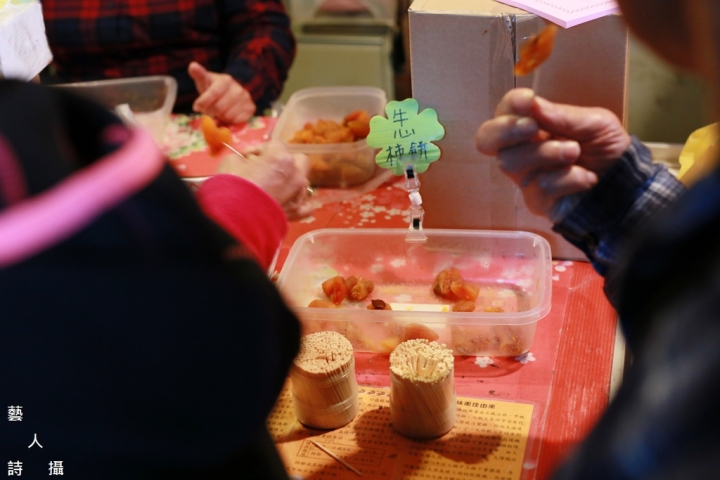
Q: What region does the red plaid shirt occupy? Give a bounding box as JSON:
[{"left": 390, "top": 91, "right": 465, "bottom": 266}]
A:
[{"left": 42, "top": 0, "right": 296, "bottom": 114}]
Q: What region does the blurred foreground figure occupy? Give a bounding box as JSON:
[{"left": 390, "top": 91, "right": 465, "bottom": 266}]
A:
[
  {"left": 477, "top": 0, "right": 720, "bottom": 478},
  {"left": 0, "top": 80, "right": 300, "bottom": 479}
]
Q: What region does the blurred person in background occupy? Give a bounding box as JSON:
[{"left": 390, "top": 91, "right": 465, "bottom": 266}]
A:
[
  {"left": 40, "top": 0, "right": 295, "bottom": 124},
  {"left": 477, "top": 0, "right": 720, "bottom": 477},
  {"left": 0, "top": 79, "right": 309, "bottom": 479}
]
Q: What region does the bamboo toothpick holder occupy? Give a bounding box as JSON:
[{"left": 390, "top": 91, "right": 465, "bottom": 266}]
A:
[
  {"left": 389, "top": 339, "right": 456, "bottom": 439},
  {"left": 291, "top": 331, "right": 359, "bottom": 429}
]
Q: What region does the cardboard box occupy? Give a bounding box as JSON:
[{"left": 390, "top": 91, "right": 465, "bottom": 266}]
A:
[{"left": 409, "top": 0, "right": 628, "bottom": 259}]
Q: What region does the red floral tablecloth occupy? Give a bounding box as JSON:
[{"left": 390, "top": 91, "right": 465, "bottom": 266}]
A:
[
  {"left": 163, "top": 114, "right": 277, "bottom": 178},
  {"left": 273, "top": 175, "right": 617, "bottom": 479},
  {"left": 161, "top": 116, "right": 618, "bottom": 479}
]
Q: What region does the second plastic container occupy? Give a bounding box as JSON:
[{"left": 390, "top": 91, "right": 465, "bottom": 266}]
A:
[{"left": 272, "top": 86, "right": 387, "bottom": 188}]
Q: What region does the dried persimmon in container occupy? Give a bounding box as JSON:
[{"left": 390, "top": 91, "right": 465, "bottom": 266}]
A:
[
  {"left": 271, "top": 86, "right": 387, "bottom": 188},
  {"left": 276, "top": 228, "right": 552, "bottom": 357}
]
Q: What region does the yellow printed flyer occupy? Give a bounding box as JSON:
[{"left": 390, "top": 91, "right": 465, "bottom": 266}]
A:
[{"left": 268, "top": 385, "right": 534, "bottom": 480}]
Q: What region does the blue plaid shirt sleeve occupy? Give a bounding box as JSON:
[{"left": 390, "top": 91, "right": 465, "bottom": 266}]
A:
[{"left": 553, "top": 137, "right": 686, "bottom": 299}]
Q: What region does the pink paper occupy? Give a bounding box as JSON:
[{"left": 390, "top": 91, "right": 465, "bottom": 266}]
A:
[{"left": 496, "top": 0, "right": 619, "bottom": 28}]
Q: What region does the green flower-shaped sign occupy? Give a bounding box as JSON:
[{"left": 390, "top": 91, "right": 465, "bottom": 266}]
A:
[{"left": 366, "top": 98, "right": 445, "bottom": 176}]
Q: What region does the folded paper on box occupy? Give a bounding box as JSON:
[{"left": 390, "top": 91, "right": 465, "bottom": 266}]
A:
[
  {"left": 0, "top": 0, "right": 53, "bottom": 81},
  {"left": 495, "top": 0, "right": 619, "bottom": 28},
  {"left": 409, "top": 0, "right": 628, "bottom": 259}
]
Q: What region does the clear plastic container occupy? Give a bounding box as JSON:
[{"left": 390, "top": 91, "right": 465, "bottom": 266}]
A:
[
  {"left": 271, "top": 86, "right": 387, "bottom": 188},
  {"left": 54, "top": 75, "right": 177, "bottom": 146},
  {"left": 276, "top": 228, "right": 553, "bottom": 356}
]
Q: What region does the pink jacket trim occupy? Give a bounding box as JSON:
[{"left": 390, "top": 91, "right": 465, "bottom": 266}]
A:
[{"left": 0, "top": 128, "right": 164, "bottom": 268}]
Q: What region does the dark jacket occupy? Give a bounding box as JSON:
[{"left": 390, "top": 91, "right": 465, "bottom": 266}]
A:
[
  {"left": 553, "top": 139, "right": 720, "bottom": 478},
  {"left": 0, "top": 80, "right": 300, "bottom": 478}
]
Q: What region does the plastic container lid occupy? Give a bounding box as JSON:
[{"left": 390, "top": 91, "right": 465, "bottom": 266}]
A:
[{"left": 54, "top": 76, "right": 177, "bottom": 145}]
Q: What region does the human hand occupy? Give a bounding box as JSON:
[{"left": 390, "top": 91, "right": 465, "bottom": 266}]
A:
[
  {"left": 188, "top": 61, "right": 256, "bottom": 125},
  {"left": 475, "top": 88, "right": 631, "bottom": 219},
  {"left": 216, "top": 141, "right": 315, "bottom": 221}
]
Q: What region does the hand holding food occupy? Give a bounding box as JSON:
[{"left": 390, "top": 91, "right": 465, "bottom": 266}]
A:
[
  {"left": 216, "top": 141, "right": 314, "bottom": 221},
  {"left": 189, "top": 61, "right": 256, "bottom": 125},
  {"left": 475, "top": 88, "right": 630, "bottom": 220}
]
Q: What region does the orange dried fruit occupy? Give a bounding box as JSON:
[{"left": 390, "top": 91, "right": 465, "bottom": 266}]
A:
[
  {"left": 450, "top": 282, "right": 480, "bottom": 302},
  {"left": 380, "top": 337, "right": 401, "bottom": 353},
  {"left": 452, "top": 301, "right": 476, "bottom": 312},
  {"left": 289, "top": 110, "right": 372, "bottom": 144},
  {"left": 344, "top": 110, "right": 371, "bottom": 139},
  {"left": 403, "top": 323, "right": 440, "bottom": 342},
  {"left": 483, "top": 306, "right": 505, "bottom": 313},
  {"left": 514, "top": 23, "right": 559, "bottom": 76},
  {"left": 200, "top": 115, "right": 232, "bottom": 156},
  {"left": 321, "top": 276, "right": 349, "bottom": 305},
  {"left": 346, "top": 120, "right": 370, "bottom": 139},
  {"left": 344, "top": 110, "right": 370, "bottom": 123},
  {"left": 307, "top": 299, "right": 338, "bottom": 309},
  {"left": 432, "top": 268, "right": 464, "bottom": 300},
  {"left": 349, "top": 277, "right": 374, "bottom": 301}
]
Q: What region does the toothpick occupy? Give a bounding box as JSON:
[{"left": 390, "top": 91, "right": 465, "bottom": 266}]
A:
[
  {"left": 310, "top": 440, "right": 362, "bottom": 476},
  {"left": 222, "top": 142, "right": 250, "bottom": 161},
  {"left": 532, "top": 66, "right": 542, "bottom": 94}
]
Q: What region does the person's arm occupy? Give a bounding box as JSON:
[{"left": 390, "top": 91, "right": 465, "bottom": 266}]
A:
[
  {"left": 218, "top": 0, "right": 296, "bottom": 113},
  {"left": 196, "top": 174, "right": 288, "bottom": 272},
  {"left": 195, "top": 142, "right": 313, "bottom": 271},
  {"left": 554, "top": 137, "right": 685, "bottom": 283},
  {"left": 550, "top": 155, "right": 720, "bottom": 480},
  {"left": 475, "top": 89, "right": 686, "bottom": 305}
]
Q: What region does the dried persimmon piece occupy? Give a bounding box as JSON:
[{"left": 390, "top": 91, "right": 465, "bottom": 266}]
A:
[
  {"left": 451, "top": 282, "right": 479, "bottom": 302},
  {"left": 346, "top": 120, "right": 370, "bottom": 139},
  {"left": 345, "top": 276, "right": 358, "bottom": 290},
  {"left": 289, "top": 110, "right": 372, "bottom": 144},
  {"left": 322, "top": 276, "right": 349, "bottom": 305},
  {"left": 403, "top": 323, "right": 440, "bottom": 342},
  {"left": 514, "top": 24, "right": 559, "bottom": 76},
  {"left": 349, "top": 277, "right": 374, "bottom": 301},
  {"left": 344, "top": 110, "right": 371, "bottom": 139},
  {"left": 200, "top": 115, "right": 232, "bottom": 156},
  {"left": 344, "top": 110, "right": 370, "bottom": 123},
  {"left": 452, "top": 301, "right": 476, "bottom": 312},
  {"left": 307, "top": 299, "right": 338, "bottom": 309},
  {"left": 484, "top": 306, "right": 505, "bottom": 313},
  {"left": 432, "top": 268, "right": 464, "bottom": 300}
]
